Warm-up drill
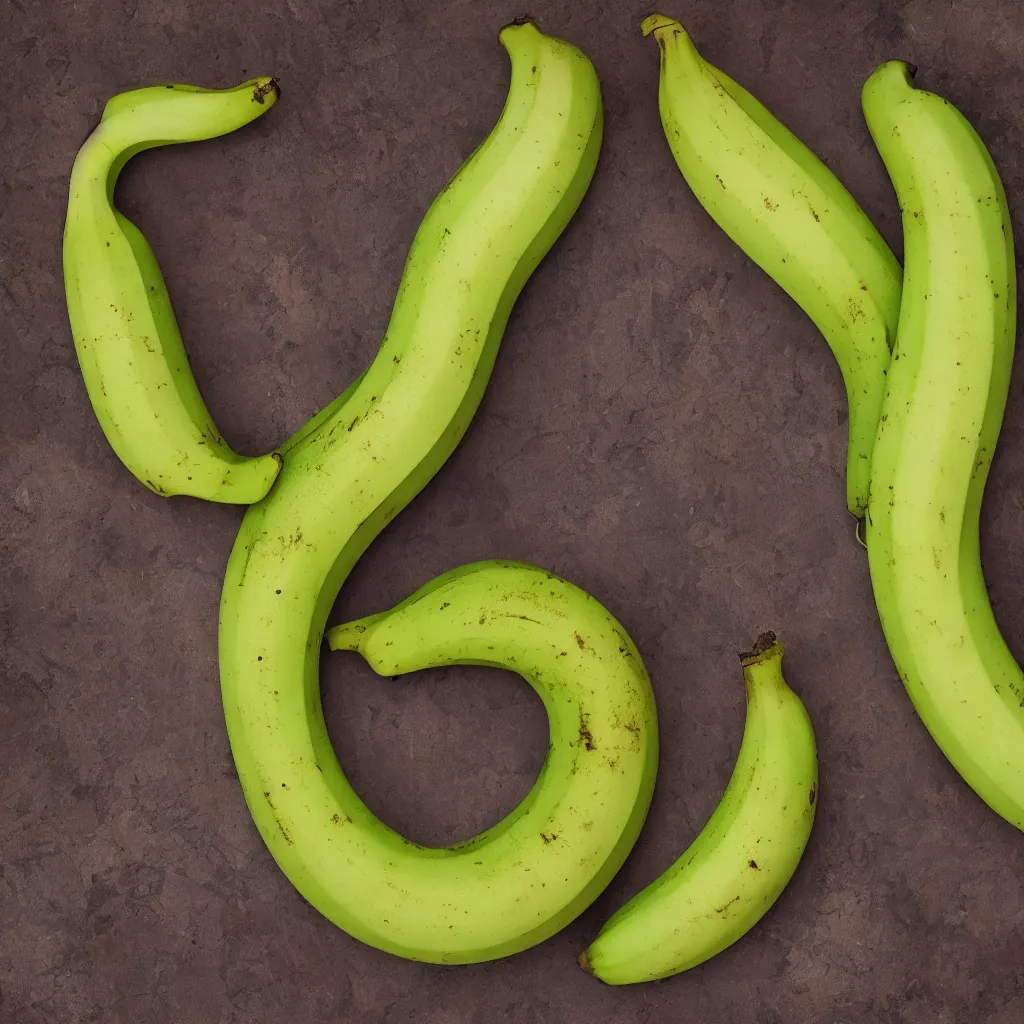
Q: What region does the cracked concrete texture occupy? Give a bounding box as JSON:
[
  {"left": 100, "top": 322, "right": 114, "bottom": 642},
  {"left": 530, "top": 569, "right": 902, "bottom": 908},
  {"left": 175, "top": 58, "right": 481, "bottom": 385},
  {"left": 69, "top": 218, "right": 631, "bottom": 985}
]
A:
[{"left": 4, "top": 0, "right": 1024, "bottom": 1021}]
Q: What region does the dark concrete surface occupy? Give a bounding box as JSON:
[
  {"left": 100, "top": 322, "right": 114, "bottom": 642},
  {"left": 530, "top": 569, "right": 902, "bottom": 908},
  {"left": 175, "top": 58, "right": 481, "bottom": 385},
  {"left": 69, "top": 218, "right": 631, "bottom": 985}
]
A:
[{"left": 4, "top": 0, "right": 1024, "bottom": 1020}]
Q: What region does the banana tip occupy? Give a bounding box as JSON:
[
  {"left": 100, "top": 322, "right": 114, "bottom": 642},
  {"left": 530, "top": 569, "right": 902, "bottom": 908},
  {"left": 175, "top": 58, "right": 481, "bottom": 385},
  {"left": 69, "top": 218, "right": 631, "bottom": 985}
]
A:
[
  {"left": 500, "top": 14, "right": 539, "bottom": 35},
  {"left": 577, "top": 949, "right": 595, "bottom": 975},
  {"left": 252, "top": 78, "right": 280, "bottom": 105},
  {"left": 739, "top": 630, "right": 781, "bottom": 666},
  {"left": 640, "top": 13, "right": 680, "bottom": 37},
  {"left": 326, "top": 623, "right": 362, "bottom": 652}
]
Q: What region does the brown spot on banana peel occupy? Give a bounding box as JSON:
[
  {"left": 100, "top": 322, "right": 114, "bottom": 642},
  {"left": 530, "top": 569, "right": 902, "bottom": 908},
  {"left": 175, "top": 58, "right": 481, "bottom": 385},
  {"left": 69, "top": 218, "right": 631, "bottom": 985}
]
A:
[{"left": 578, "top": 710, "right": 596, "bottom": 751}]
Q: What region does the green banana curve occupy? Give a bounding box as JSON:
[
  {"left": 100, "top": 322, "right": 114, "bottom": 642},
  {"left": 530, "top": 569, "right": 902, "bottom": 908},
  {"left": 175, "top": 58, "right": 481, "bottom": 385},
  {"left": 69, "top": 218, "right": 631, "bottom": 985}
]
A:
[
  {"left": 218, "top": 21, "right": 607, "bottom": 962},
  {"left": 63, "top": 78, "right": 282, "bottom": 503},
  {"left": 862, "top": 62, "right": 1024, "bottom": 828},
  {"left": 324, "top": 560, "right": 658, "bottom": 960},
  {"left": 581, "top": 632, "right": 817, "bottom": 984},
  {"left": 641, "top": 14, "right": 901, "bottom": 518}
]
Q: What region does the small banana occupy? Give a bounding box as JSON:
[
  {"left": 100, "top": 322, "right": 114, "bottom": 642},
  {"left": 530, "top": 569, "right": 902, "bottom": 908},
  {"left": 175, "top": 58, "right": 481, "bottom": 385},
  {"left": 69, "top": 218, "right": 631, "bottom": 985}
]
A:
[
  {"left": 863, "top": 62, "right": 1024, "bottom": 828},
  {"left": 63, "top": 78, "right": 282, "bottom": 502},
  {"left": 218, "top": 21, "right": 606, "bottom": 961},
  {"left": 641, "top": 14, "right": 901, "bottom": 518},
  {"left": 581, "top": 632, "right": 817, "bottom": 984},
  {"left": 317, "top": 561, "right": 658, "bottom": 961}
]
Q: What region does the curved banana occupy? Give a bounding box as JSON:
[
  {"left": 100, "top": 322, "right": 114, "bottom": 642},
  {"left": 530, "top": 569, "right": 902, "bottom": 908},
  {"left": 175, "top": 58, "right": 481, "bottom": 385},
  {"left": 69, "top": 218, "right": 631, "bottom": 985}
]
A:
[
  {"left": 862, "top": 62, "right": 1024, "bottom": 827},
  {"left": 581, "top": 632, "right": 817, "bottom": 984},
  {"left": 641, "top": 14, "right": 901, "bottom": 518},
  {"left": 63, "top": 78, "right": 283, "bottom": 502},
  {"left": 218, "top": 21, "right": 605, "bottom": 962},
  {"left": 321, "top": 561, "right": 658, "bottom": 960}
]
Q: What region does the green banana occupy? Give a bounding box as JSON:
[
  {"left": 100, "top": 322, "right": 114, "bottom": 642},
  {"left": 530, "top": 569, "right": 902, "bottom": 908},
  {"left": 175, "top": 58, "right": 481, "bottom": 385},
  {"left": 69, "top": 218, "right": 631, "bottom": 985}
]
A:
[
  {"left": 581, "top": 632, "right": 817, "bottom": 984},
  {"left": 322, "top": 560, "right": 658, "bottom": 961},
  {"left": 218, "top": 20, "right": 606, "bottom": 962},
  {"left": 63, "top": 78, "right": 283, "bottom": 502},
  {"left": 641, "top": 14, "right": 901, "bottom": 518},
  {"left": 862, "top": 62, "right": 1024, "bottom": 828}
]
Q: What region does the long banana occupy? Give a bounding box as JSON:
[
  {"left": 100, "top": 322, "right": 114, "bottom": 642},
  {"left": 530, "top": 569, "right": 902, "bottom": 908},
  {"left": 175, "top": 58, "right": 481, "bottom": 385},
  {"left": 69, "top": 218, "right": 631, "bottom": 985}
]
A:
[
  {"left": 862, "top": 62, "right": 1024, "bottom": 828},
  {"left": 218, "top": 21, "right": 606, "bottom": 962},
  {"left": 63, "top": 79, "right": 282, "bottom": 503},
  {"left": 581, "top": 633, "right": 817, "bottom": 984},
  {"left": 322, "top": 561, "right": 658, "bottom": 961},
  {"left": 641, "top": 14, "right": 901, "bottom": 518}
]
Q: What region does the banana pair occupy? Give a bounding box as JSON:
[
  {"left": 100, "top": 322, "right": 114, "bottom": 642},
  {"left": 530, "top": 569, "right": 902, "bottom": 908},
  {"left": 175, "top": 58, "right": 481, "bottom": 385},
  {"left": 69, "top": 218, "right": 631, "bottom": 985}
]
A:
[{"left": 646, "top": 14, "right": 1024, "bottom": 830}]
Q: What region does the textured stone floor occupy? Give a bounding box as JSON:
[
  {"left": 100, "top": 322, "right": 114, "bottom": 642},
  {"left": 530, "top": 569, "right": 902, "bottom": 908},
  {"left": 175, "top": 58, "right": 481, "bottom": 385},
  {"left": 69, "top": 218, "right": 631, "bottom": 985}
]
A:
[{"left": 4, "top": 0, "right": 1024, "bottom": 1021}]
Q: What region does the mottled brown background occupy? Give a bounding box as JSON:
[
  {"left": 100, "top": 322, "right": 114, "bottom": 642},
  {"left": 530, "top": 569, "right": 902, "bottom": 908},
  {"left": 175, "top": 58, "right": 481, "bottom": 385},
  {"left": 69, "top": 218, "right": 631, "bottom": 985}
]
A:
[{"left": 4, "top": 0, "right": 1024, "bottom": 1021}]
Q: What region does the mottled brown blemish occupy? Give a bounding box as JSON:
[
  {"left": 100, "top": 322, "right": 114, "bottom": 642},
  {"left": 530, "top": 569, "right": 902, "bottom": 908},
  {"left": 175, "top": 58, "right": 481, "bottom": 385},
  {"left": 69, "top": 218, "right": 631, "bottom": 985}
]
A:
[
  {"left": 749, "top": 859, "right": 760, "bottom": 870},
  {"left": 574, "top": 632, "right": 586, "bottom": 649},
  {"left": 739, "top": 631, "right": 778, "bottom": 664},
  {"left": 579, "top": 710, "right": 595, "bottom": 751},
  {"left": 251, "top": 78, "right": 279, "bottom": 104},
  {"left": 540, "top": 831, "right": 558, "bottom": 844},
  {"left": 809, "top": 785, "right": 817, "bottom": 805}
]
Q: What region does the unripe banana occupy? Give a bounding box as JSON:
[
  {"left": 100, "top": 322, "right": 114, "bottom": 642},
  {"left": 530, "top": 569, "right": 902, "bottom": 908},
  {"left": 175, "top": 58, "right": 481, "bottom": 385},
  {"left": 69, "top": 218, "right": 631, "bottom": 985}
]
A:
[
  {"left": 63, "top": 78, "right": 282, "bottom": 502},
  {"left": 319, "top": 560, "right": 658, "bottom": 961},
  {"left": 580, "top": 632, "right": 817, "bottom": 984},
  {"left": 218, "top": 21, "right": 606, "bottom": 961},
  {"left": 642, "top": 14, "right": 901, "bottom": 518},
  {"left": 862, "top": 62, "right": 1024, "bottom": 828}
]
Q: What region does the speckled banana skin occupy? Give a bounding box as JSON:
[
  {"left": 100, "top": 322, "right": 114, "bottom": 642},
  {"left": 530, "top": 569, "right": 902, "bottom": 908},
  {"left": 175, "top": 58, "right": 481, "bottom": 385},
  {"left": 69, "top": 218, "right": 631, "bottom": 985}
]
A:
[
  {"left": 218, "top": 21, "right": 611, "bottom": 962},
  {"left": 643, "top": 14, "right": 901, "bottom": 518},
  {"left": 63, "top": 78, "right": 282, "bottom": 502},
  {"left": 863, "top": 62, "right": 1024, "bottom": 829},
  {"left": 582, "top": 633, "right": 817, "bottom": 984}
]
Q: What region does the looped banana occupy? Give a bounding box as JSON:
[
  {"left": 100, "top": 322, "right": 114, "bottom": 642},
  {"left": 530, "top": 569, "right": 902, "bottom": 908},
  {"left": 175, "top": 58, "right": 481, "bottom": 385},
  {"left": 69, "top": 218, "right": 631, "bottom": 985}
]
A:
[
  {"left": 863, "top": 62, "right": 1024, "bottom": 828},
  {"left": 218, "top": 21, "right": 607, "bottom": 962},
  {"left": 642, "top": 14, "right": 901, "bottom": 518},
  {"left": 581, "top": 632, "right": 817, "bottom": 984},
  {"left": 321, "top": 561, "right": 658, "bottom": 961},
  {"left": 63, "top": 78, "right": 283, "bottom": 503}
]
